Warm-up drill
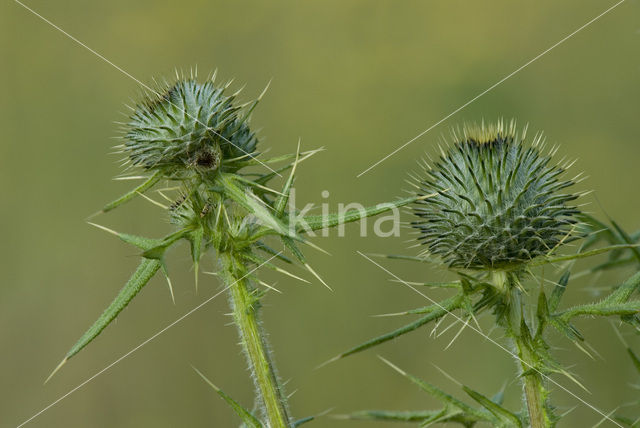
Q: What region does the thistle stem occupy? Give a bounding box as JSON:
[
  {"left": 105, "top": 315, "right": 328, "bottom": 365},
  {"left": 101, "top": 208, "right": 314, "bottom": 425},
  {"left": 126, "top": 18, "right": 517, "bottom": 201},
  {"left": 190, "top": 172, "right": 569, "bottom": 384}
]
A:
[
  {"left": 493, "top": 272, "right": 549, "bottom": 428},
  {"left": 514, "top": 333, "right": 548, "bottom": 428},
  {"left": 221, "top": 251, "right": 291, "bottom": 428},
  {"left": 506, "top": 276, "right": 549, "bottom": 428}
]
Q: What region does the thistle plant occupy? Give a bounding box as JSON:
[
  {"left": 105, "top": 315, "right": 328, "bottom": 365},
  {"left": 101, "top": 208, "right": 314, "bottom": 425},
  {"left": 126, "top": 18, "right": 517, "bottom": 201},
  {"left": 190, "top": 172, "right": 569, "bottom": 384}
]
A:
[
  {"left": 334, "top": 121, "right": 640, "bottom": 427},
  {"left": 50, "top": 71, "right": 424, "bottom": 428}
]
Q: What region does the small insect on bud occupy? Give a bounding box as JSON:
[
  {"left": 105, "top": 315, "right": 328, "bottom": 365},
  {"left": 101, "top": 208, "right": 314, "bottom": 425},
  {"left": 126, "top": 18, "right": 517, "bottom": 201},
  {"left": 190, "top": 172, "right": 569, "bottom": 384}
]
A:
[
  {"left": 123, "top": 77, "right": 258, "bottom": 178},
  {"left": 413, "top": 120, "right": 581, "bottom": 271}
]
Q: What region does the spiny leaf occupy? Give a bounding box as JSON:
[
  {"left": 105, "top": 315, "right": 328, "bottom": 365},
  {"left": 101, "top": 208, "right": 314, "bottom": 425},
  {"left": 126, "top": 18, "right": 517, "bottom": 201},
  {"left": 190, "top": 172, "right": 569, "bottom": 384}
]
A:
[
  {"left": 142, "top": 228, "right": 192, "bottom": 259},
  {"left": 613, "top": 416, "right": 640, "bottom": 427},
  {"left": 249, "top": 162, "right": 294, "bottom": 185},
  {"left": 375, "top": 302, "right": 458, "bottom": 318},
  {"left": 342, "top": 409, "right": 482, "bottom": 426},
  {"left": 293, "top": 416, "right": 314, "bottom": 427},
  {"left": 628, "top": 348, "right": 640, "bottom": 374},
  {"left": 380, "top": 357, "right": 489, "bottom": 421},
  {"left": 462, "top": 386, "right": 522, "bottom": 427},
  {"left": 47, "top": 258, "right": 162, "bottom": 382},
  {"left": 278, "top": 236, "right": 331, "bottom": 289},
  {"left": 376, "top": 253, "right": 438, "bottom": 263},
  {"left": 240, "top": 252, "right": 309, "bottom": 284},
  {"left": 193, "top": 367, "right": 262, "bottom": 428},
  {"left": 216, "top": 172, "right": 295, "bottom": 238},
  {"left": 548, "top": 317, "right": 584, "bottom": 342},
  {"left": 548, "top": 271, "right": 570, "bottom": 312},
  {"left": 231, "top": 174, "right": 285, "bottom": 197},
  {"left": 100, "top": 171, "right": 161, "bottom": 213},
  {"left": 603, "top": 270, "right": 640, "bottom": 305},
  {"left": 303, "top": 262, "right": 332, "bottom": 291},
  {"left": 531, "top": 244, "right": 640, "bottom": 267},
  {"left": 160, "top": 263, "right": 175, "bottom": 304},
  {"left": 576, "top": 213, "right": 618, "bottom": 246},
  {"left": 536, "top": 288, "right": 550, "bottom": 338},
  {"left": 389, "top": 279, "right": 461, "bottom": 289},
  {"left": 234, "top": 148, "right": 323, "bottom": 170},
  {"left": 188, "top": 226, "right": 205, "bottom": 291},
  {"left": 298, "top": 194, "right": 436, "bottom": 233},
  {"left": 255, "top": 241, "right": 293, "bottom": 264},
  {"left": 89, "top": 223, "right": 189, "bottom": 263},
  {"left": 281, "top": 235, "right": 306, "bottom": 263},
  {"left": 578, "top": 257, "right": 638, "bottom": 277},
  {"left": 329, "top": 295, "right": 463, "bottom": 361},
  {"left": 491, "top": 383, "right": 508, "bottom": 406},
  {"left": 88, "top": 222, "right": 161, "bottom": 251},
  {"left": 611, "top": 221, "right": 640, "bottom": 264},
  {"left": 274, "top": 140, "right": 301, "bottom": 217},
  {"left": 558, "top": 301, "right": 640, "bottom": 323},
  {"left": 342, "top": 409, "right": 445, "bottom": 422}
]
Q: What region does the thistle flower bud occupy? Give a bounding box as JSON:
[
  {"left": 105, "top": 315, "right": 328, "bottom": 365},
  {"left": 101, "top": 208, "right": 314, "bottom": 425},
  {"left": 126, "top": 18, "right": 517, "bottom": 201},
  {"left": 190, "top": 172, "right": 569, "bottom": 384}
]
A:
[
  {"left": 413, "top": 120, "right": 580, "bottom": 270},
  {"left": 123, "top": 77, "right": 258, "bottom": 177}
]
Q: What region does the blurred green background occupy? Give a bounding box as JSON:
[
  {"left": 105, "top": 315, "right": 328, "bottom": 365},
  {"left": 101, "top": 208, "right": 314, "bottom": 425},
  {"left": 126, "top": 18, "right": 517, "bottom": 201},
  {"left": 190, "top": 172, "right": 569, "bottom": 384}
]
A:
[{"left": 2, "top": 1, "right": 640, "bottom": 427}]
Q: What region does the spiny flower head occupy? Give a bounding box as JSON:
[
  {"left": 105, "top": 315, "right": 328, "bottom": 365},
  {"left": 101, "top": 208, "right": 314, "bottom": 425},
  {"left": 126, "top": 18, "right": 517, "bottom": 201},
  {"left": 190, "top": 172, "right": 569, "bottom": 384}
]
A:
[
  {"left": 122, "top": 75, "right": 258, "bottom": 178},
  {"left": 413, "top": 120, "right": 581, "bottom": 270}
]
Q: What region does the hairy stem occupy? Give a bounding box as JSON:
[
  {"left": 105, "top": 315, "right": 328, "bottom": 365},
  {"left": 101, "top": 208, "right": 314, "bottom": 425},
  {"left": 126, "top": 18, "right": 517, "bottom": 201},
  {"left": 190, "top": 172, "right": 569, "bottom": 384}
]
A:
[
  {"left": 221, "top": 251, "right": 291, "bottom": 427},
  {"left": 514, "top": 332, "right": 548, "bottom": 428},
  {"left": 496, "top": 272, "right": 550, "bottom": 428}
]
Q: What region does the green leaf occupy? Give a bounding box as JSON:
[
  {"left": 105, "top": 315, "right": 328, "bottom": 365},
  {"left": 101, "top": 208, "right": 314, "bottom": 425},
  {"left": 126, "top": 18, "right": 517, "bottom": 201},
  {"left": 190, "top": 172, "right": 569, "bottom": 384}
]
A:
[
  {"left": 576, "top": 213, "right": 618, "bottom": 244},
  {"left": 390, "top": 279, "right": 462, "bottom": 289},
  {"left": 344, "top": 409, "right": 445, "bottom": 422},
  {"left": 142, "top": 228, "right": 191, "bottom": 259},
  {"left": 614, "top": 416, "right": 640, "bottom": 427},
  {"left": 463, "top": 386, "right": 522, "bottom": 427},
  {"left": 611, "top": 221, "right": 640, "bottom": 264},
  {"left": 118, "top": 233, "right": 161, "bottom": 251},
  {"left": 530, "top": 244, "right": 640, "bottom": 267},
  {"left": 603, "top": 270, "right": 640, "bottom": 305},
  {"left": 274, "top": 142, "right": 300, "bottom": 217},
  {"left": 101, "top": 171, "right": 161, "bottom": 213},
  {"left": 331, "top": 295, "right": 463, "bottom": 360},
  {"left": 88, "top": 222, "right": 161, "bottom": 252},
  {"left": 583, "top": 257, "right": 638, "bottom": 276},
  {"left": 48, "top": 258, "right": 162, "bottom": 382},
  {"left": 535, "top": 288, "right": 549, "bottom": 338},
  {"left": 380, "top": 254, "right": 438, "bottom": 263},
  {"left": 627, "top": 348, "right": 640, "bottom": 375},
  {"left": 292, "top": 416, "right": 314, "bottom": 427},
  {"left": 234, "top": 148, "right": 322, "bottom": 170},
  {"left": 281, "top": 235, "right": 306, "bottom": 263},
  {"left": 239, "top": 251, "right": 309, "bottom": 284},
  {"left": 67, "top": 258, "right": 161, "bottom": 360},
  {"left": 558, "top": 301, "right": 640, "bottom": 323},
  {"left": 188, "top": 226, "right": 205, "bottom": 290},
  {"left": 380, "top": 357, "right": 490, "bottom": 422},
  {"left": 193, "top": 367, "right": 262, "bottom": 428},
  {"left": 297, "top": 196, "right": 422, "bottom": 233},
  {"left": 216, "top": 173, "right": 295, "bottom": 238},
  {"left": 548, "top": 317, "right": 584, "bottom": 342},
  {"left": 491, "top": 383, "right": 507, "bottom": 406},
  {"left": 344, "top": 409, "right": 482, "bottom": 425},
  {"left": 88, "top": 223, "right": 189, "bottom": 261},
  {"left": 548, "top": 271, "right": 570, "bottom": 312},
  {"left": 255, "top": 241, "right": 292, "bottom": 264}
]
